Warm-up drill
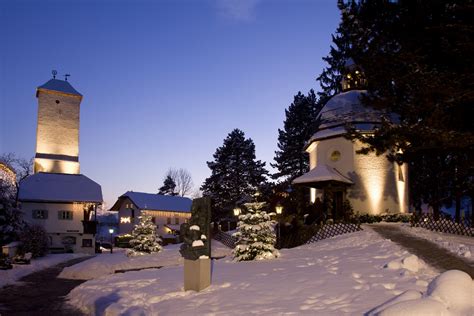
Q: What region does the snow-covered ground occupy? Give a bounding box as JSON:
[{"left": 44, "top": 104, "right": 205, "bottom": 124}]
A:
[
  {"left": 59, "top": 240, "right": 231, "bottom": 280},
  {"left": 0, "top": 253, "right": 87, "bottom": 288},
  {"left": 397, "top": 223, "right": 473, "bottom": 261},
  {"left": 64, "top": 229, "right": 474, "bottom": 315}
]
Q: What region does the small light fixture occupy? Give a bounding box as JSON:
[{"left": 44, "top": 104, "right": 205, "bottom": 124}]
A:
[
  {"left": 233, "top": 207, "right": 241, "bottom": 216},
  {"left": 109, "top": 228, "right": 114, "bottom": 234},
  {"left": 275, "top": 204, "right": 283, "bottom": 215}
]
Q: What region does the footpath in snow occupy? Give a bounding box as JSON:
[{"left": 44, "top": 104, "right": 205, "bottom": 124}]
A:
[
  {"left": 0, "top": 253, "right": 88, "bottom": 288},
  {"left": 65, "top": 229, "right": 472, "bottom": 315},
  {"left": 370, "top": 223, "right": 474, "bottom": 278}
]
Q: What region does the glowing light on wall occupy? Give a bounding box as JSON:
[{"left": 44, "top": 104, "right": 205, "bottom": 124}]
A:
[
  {"left": 354, "top": 150, "right": 387, "bottom": 215},
  {"left": 396, "top": 164, "right": 407, "bottom": 213},
  {"left": 120, "top": 216, "right": 131, "bottom": 224},
  {"left": 34, "top": 158, "right": 79, "bottom": 174}
]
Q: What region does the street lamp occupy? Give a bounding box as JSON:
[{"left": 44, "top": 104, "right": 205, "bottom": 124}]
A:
[
  {"left": 109, "top": 228, "right": 114, "bottom": 254},
  {"left": 275, "top": 204, "right": 283, "bottom": 249}
]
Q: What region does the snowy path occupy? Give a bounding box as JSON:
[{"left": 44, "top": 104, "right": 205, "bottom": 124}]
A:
[
  {"left": 370, "top": 224, "right": 474, "bottom": 277},
  {"left": 0, "top": 256, "right": 92, "bottom": 315}
]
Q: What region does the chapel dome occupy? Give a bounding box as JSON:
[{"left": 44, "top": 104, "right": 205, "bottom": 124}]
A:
[{"left": 319, "top": 89, "right": 382, "bottom": 129}]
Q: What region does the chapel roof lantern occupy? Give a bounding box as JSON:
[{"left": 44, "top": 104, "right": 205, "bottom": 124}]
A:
[{"left": 341, "top": 58, "right": 366, "bottom": 92}]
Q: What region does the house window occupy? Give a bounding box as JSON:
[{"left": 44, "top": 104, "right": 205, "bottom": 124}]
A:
[
  {"left": 175, "top": 217, "right": 179, "bottom": 225},
  {"left": 151, "top": 217, "right": 156, "bottom": 224},
  {"left": 82, "top": 239, "right": 93, "bottom": 247},
  {"left": 58, "top": 210, "right": 73, "bottom": 220},
  {"left": 131, "top": 209, "right": 135, "bottom": 218},
  {"left": 33, "top": 209, "right": 48, "bottom": 219},
  {"left": 167, "top": 217, "right": 171, "bottom": 224}
]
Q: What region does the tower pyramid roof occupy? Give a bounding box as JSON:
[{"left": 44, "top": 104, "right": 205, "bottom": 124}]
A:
[{"left": 36, "top": 79, "right": 82, "bottom": 98}]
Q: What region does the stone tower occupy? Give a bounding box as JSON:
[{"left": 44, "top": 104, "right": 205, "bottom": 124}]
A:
[{"left": 34, "top": 78, "right": 83, "bottom": 174}]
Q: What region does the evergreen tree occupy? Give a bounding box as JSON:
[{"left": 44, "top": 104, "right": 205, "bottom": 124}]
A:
[
  {"left": 158, "top": 175, "right": 178, "bottom": 196},
  {"left": 232, "top": 202, "right": 279, "bottom": 261},
  {"left": 272, "top": 90, "right": 323, "bottom": 181},
  {"left": 316, "top": 0, "right": 361, "bottom": 102},
  {"left": 201, "top": 129, "right": 268, "bottom": 220},
  {"left": 127, "top": 214, "right": 162, "bottom": 256}
]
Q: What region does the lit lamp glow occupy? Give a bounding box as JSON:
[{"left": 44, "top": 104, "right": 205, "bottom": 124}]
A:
[
  {"left": 109, "top": 228, "right": 114, "bottom": 254},
  {"left": 275, "top": 204, "right": 283, "bottom": 249},
  {"left": 233, "top": 207, "right": 241, "bottom": 216},
  {"left": 275, "top": 204, "right": 283, "bottom": 215},
  {"left": 120, "top": 216, "right": 131, "bottom": 224}
]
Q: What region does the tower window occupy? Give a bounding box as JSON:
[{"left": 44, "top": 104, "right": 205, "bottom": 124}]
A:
[{"left": 55, "top": 100, "right": 60, "bottom": 104}]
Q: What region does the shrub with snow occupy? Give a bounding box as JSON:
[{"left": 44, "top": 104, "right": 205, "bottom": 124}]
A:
[
  {"left": 19, "top": 224, "right": 49, "bottom": 258},
  {"left": 233, "top": 202, "right": 279, "bottom": 261},
  {"left": 127, "top": 214, "right": 162, "bottom": 257}
]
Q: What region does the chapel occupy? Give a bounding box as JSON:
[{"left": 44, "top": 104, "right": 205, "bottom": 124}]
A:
[{"left": 293, "top": 59, "right": 409, "bottom": 218}]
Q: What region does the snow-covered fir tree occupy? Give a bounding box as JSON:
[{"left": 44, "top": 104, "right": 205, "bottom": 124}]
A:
[
  {"left": 233, "top": 202, "right": 279, "bottom": 261},
  {"left": 127, "top": 214, "right": 162, "bottom": 256}
]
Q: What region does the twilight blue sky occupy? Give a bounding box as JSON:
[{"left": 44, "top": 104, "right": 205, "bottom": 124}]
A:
[{"left": 0, "top": 0, "right": 340, "bottom": 207}]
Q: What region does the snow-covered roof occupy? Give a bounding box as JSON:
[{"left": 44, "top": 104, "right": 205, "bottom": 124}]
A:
[
  {"left": 308, "top": 126, "right": 346, "bottom": 143},
  {"left": 292, "top": 165, "right": 353, "bottom": 188},
  {"left": 113, "top": 191, "right": 192, "bottom": 213},
  {"left": 18, "top": 173, "right": 103, "bottom": 203},
  {"left": 321, "top": 90, "right": 380, "bottom": 124},
  {"left": 36, "top": 79, "right": 82, "bottom": 97}
]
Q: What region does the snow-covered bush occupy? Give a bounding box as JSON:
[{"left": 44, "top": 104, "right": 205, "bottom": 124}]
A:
[
  {"left": 19, "top": 224, "right": 49, "bottom": 258},
  {"left": 127, "top": 214, "right": 162, "bottom": 257},
  {"left": 233, "top": 202, "right": 280, "bottom": 261}
]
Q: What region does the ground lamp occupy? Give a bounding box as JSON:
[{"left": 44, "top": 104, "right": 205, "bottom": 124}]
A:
[
  {"left": 275, "top": 204, "right": 283, "bottom": 249},
  {"left": 232, "top": 207, "right": 241, "bottom": 231},
  {"left": 233, "top": 207, "right": 241, "bottom": 216},
  {"left": 109, "top": 228, "right": 114, "bottom": 254}
]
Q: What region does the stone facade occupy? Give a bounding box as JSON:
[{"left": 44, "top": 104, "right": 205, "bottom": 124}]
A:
[
  {"left": 20, "top": 201, "right": 96, "bottom": 254},
  {"left": 34, "top": 90, "right": 81, "bottom": 174},
  {"left": 308, "top": 138, "right": 409, "bottom": 215}
]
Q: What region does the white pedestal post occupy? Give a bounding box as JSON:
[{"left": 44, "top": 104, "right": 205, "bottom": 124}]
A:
[{"left": 184, "top": 258, "right": 211, "bottom": 291}]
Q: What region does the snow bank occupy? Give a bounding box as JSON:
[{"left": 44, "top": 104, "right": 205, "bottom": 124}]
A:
[
  {"left": 59, "top": 240, "right": 231, "bottom": 280},
  {"left": 371, "top": 270, "right": 473, "bottom": 316},
  {"left": 0, "top": 253, "right": 87, "bottom": 288},
  {"left": 385, "top": 255, "right": 424, "bottom": 272},
  {"left": 67, "top": 230, "right": 438, "bottom": 315}
]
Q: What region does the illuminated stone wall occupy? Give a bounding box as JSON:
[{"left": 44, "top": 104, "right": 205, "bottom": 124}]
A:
[
  {"left": 308, "top": 137, "right": 409, "bottom": 215},
  {"left": 34, "top": 90, "right": 81, "bottom": 174}
]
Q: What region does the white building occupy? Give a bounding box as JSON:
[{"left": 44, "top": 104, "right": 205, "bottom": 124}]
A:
[
  {"left": 18, "top": 173, "right": 102, "bottom": 254},
  {"left": 111, "top": 191, "right": 192, "bottom": 237},
  {"left": 293, "top": 60, "right": 409, "bottom": 218},
  {"left": 18, "top": 76, "right": 103, "bottom": 253}
]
